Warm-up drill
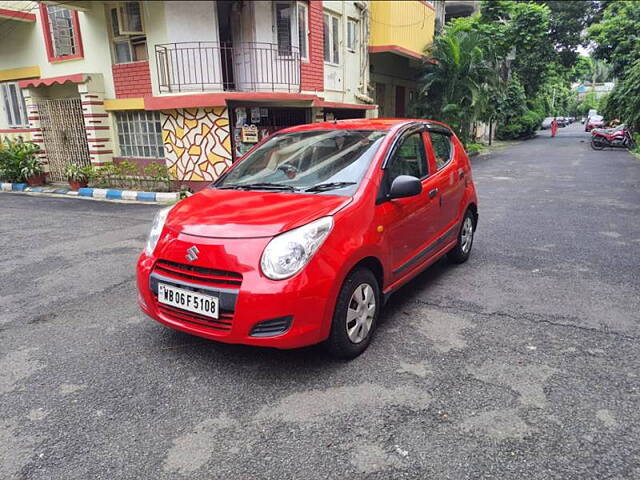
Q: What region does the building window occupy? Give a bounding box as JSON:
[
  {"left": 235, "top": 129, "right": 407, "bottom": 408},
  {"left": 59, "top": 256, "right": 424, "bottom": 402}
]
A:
[
  {"left": 1, "top": 83, "right": 28, "bottom": 128},
  {"left": 275, "top": 1, "right": 293, "bottom": 56},
  {"left": 115, "top": 111, "right": 164, "bottom": 158},
  {"left": 297, "top": 1, "right": 309, "bottom": 61},
  {"left": 40, "top": 4, "right": 83, "bottom": 62},
  {"left": 108, "top": 2, "right": 147, "bottom": 64},
  {"left": 323, "top": 12, "right": 340, "bottom": 64},
  {"left": 347, "top": 18, "right": 358, "bottom": 52}
]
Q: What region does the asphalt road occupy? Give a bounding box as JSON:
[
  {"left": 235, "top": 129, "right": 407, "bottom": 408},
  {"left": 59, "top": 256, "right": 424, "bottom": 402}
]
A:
[{"left": 1, "top": 122, "right": 639, "bottom": 479}]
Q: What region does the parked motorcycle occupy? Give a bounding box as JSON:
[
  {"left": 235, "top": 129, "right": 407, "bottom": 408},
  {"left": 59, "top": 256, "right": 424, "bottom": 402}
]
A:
[{"left": 590, "top": 124, "right": 636, "bottom": 151}]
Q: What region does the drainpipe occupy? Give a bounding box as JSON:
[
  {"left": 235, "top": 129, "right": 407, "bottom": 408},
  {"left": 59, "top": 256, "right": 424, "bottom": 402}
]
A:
[{"left": 355, "top": 0, "right": 374, "bottom": 104}]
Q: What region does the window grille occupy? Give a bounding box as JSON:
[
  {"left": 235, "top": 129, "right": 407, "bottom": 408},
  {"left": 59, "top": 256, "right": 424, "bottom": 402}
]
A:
[
  {"left": 1, "top": 83, "right": 28, "bottom": 127},
  {"left": 47, "top": 5, "right": 77, "bottom": 57},
  {"left": 115, "top": 111, "right": 164, "bottom": 158}
]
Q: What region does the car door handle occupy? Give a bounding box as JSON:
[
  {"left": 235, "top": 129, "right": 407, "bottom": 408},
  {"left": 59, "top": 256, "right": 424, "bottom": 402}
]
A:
[
  {"left": 459, "top": 170, "right": 465, "bottom": 179},
  {"left": 429, "top": 188, "right": 438, "bottom": 199}
]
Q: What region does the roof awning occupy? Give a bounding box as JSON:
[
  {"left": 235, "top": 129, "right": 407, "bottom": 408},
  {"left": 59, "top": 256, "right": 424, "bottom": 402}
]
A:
[
  {"left": 0, "top": 7, "right": 36, "bottom": 22},
  {"left": 18, "top": 74, "right": 88, "bottom": 89}
]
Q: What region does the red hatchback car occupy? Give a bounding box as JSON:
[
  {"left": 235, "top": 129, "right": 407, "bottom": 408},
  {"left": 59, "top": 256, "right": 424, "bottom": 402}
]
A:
[{"left": 137, "top": 119, "right": 478, "bottom": 358}]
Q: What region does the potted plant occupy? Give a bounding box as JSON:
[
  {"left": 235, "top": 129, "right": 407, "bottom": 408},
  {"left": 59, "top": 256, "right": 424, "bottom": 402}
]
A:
[
  {"left": 20, "top": 156, "right": 45, "bottom": 186},
  {"left": 0, "top": 138, "right": 40, "bottom": 184},
  {"left": 65, "top": 163, "right": 90, "bottom": 190}
]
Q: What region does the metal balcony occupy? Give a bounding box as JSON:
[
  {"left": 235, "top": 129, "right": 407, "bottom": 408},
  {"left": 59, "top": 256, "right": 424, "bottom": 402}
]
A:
[{"left": 155, "top": 42, "right": 301, "bottom": 94}]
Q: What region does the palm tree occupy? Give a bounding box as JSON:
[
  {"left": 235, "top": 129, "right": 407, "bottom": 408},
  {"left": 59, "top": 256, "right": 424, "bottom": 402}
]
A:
[{"left": 418, "top": 30, "right": 500, "bottom": 143}]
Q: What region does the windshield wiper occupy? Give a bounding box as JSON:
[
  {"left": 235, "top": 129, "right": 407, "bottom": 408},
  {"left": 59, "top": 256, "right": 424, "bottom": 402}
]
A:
[
  {"left": 217, "top": 182, "right": 299, "bottom": 192},
  {"left": 305, "top": 182, "right": 357, "bottom": 192}
]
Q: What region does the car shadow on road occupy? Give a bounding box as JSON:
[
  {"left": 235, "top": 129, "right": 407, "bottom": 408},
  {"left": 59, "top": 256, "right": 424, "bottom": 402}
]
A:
[
  {"left": 378, "top": 257, "right": 452, "bottom": 326},
  {"left": 153, "top": 257, "right": 452, "bottom": 375}
]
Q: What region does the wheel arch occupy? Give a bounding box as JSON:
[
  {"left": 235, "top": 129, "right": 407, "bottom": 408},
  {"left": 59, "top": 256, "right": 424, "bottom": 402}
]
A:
[
  {"left": 351, "top": 256, "right": 385, "bottom": 292},
  {"left": 467, "top": 202, "right": 478, "bottom": 227}
]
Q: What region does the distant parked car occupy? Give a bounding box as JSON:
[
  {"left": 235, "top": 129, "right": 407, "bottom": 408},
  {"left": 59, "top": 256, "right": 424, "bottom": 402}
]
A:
[
  {"left": 585, "top": 115, "right": 604, "bottom": 132},
  {"left": 541, "top": 117, "right": 554, "bottom": 130}
]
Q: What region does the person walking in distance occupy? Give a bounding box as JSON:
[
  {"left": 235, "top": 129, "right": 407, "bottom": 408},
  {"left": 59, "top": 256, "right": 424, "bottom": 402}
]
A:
[{"left": 551, "top": 117, "right": 558, "bottom": 137}]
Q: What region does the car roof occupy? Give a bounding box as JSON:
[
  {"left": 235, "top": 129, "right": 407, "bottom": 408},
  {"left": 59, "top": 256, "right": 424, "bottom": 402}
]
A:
[{"left": 279, "top": 118, "right": 452, "bottom": 134}]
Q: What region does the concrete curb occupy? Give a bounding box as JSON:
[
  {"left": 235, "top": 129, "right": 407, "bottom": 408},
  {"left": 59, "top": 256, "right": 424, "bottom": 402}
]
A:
[{"left": 1, "top": 183, "right": 179, "bottom": 203}]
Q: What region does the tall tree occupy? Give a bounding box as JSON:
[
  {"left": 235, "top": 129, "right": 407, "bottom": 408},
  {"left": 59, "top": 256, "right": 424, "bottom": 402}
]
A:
[
  {"left": 508, "top": 2, "right": 555, "bottom": 97},
  {"left": 588, "top": 1, "right": 640, "bottom": 78},
  {"left": 542, "top": 1, "right": 598, "bottom": 68}
]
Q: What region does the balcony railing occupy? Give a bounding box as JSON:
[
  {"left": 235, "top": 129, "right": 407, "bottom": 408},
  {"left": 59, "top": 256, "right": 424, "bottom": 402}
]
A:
[{"left": 155, "top": 42, "right": 301, "bottom": 94}]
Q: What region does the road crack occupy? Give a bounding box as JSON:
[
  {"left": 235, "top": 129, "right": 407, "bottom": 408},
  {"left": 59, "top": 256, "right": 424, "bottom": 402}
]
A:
[{"left": 410, "top": 298, "right": 639, "bottom": 342}]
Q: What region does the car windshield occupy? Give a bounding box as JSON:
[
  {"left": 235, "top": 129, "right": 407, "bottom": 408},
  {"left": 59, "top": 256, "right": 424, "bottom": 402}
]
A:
[
  {"left": 215, "top": 130, "right": 387, "bottom": 195},
  {"left": 592, "top": 115, "right": 603, "bottom": 122}
]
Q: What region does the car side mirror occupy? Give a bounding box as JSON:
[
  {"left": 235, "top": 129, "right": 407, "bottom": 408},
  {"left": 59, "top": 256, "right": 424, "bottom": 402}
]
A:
[{"left": 388, "top": 175, "right": 422, "bottom": 199}]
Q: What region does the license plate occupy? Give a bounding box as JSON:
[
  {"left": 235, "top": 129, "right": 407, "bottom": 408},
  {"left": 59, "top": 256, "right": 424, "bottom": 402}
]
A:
[{"left": 157, "top": 283, "right": 219, "bottom": 319}]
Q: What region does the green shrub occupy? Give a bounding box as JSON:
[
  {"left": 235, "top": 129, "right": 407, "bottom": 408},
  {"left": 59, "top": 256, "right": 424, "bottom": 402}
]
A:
[
  {"left": 496, "top": 109, "right": 541, "bottom": 140},
  {"left": 85, "top": 161, "right": 175, "bottom": 191},
  {"left": 465, "top": 143, "right": 485, "bottom": 155},
  {"left": 0, "top": 138, "right": 41, "bottom": 182}
]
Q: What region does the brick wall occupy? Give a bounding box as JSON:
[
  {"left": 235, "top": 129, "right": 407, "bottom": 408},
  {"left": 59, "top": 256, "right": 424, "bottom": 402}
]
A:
[
  {"left": 113, "top": 61, "right": 152, "bottom": 98},
  {"left": 301, "top": 0, "right": 324, "bottom": 92}
]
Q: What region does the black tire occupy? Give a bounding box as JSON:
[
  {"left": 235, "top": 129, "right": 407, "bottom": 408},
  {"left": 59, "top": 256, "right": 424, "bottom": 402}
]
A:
[
  {"left": 447, "top": 209, "right": 476, "bottom": 264},
  {"left": 326, "top": 267, "right": 380, "bottom": 359},
  {"left": 591, "top": 137, "right": 606, "bottom": 150}
]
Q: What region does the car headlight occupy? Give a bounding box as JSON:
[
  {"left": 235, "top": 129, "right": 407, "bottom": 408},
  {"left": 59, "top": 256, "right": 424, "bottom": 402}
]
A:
[
  {"left": 260, "top": 216, "right": 334, "bottom": 280},
  {"left": 144, "top": 206, "right": 172, "bottom": 256}
]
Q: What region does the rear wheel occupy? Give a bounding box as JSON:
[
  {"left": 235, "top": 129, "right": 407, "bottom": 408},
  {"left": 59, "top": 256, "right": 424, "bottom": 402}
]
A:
[
  {"left": 447, "top": 209, "right": 475, "bottom": 264},
  {"left": 326, "top": 267, "right": 380, "bottom": 359},
  {"left": 591, "top": 137, "right": 606, "bottom": 150}
]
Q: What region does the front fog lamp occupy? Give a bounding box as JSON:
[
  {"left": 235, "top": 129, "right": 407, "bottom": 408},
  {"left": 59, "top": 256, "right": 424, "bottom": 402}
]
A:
[
  {"left": 260, "top": 217, "right": 334, "bottom": 280},
  {"left": 144, "top": 206, "right": 172, "bottom": 256}
]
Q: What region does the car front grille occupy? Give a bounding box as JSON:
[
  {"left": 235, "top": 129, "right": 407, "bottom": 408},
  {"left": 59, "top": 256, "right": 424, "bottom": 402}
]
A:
[
  {"left": 154, "top": 259, "right": 243, "bottom": 288},
  {"left": 156, "top": 303, "right": 234, "bottom": 332},
  {"left": 151, "top": 259, "right": 241, "bottom": 333}
]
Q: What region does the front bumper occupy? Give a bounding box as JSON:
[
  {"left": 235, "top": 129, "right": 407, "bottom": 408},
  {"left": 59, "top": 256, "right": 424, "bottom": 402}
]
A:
[{"left": 136, "top": 229, "right": 339, "bottom": 349}]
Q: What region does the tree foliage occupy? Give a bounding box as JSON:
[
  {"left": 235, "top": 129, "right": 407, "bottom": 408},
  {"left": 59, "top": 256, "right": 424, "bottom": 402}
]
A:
[
  {"left": 542, "top": 1, "right": 597, "bottom": 68},
  {"left": 416, "top": 30, "right": 500, "bottom": 143},
  {"left": 415, "top": 0, "right": 600, "bottom": 141},
  {"left": 600, "top": 59, "right": 640, "bottom": 131},
  {"left": 587, "top": 1, "right": 640, "bottom": 78},
  {"left": 495, "top": 75, "right": 542, "bottom": 140},
  {"left": 508, "top": 2, "right": 555, "bottom": 97}
]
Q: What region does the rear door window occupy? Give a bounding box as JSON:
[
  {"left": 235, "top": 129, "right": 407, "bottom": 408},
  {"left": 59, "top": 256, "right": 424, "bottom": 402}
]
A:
[{"left": 429, "top": 132, "right": 452, "bottom": 170}]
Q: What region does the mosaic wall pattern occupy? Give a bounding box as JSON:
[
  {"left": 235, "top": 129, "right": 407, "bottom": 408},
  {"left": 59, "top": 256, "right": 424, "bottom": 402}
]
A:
[{"left": 161, "top": 107, "right": 232, "bottom": 181}]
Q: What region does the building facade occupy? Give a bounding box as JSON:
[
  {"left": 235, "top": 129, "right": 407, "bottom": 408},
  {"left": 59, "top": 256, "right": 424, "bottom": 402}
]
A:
[
  {"left": 368, "top": 0, "right": 436, "bottom": 118},
  {"left": 0, "top": 0, "right": 435, "bottom": 189}
]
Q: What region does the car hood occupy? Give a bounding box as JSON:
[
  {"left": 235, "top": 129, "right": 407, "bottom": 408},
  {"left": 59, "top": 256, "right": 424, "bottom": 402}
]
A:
[{"left": 165, "top": 188, "right": 352, "bottom": 238}]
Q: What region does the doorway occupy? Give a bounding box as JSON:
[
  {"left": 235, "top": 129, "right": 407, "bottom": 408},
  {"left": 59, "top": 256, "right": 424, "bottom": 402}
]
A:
[
  {"left": 37, "top": 98, "right": 90, "bottom": 182},
  {"left": 216, "top": 0, "right": 235, "bottom": 90}
]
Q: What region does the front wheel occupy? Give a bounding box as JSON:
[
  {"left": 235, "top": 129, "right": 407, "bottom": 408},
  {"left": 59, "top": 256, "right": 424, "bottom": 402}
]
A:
[
  {"left": 448, "top": 210, "right": 475, "bottom": 264},
  {"left": 591, "top": 137, "right": 606, "bottom": 150},
  {"left": 326, "top": 267, "right": 380, "bottom": 359}
]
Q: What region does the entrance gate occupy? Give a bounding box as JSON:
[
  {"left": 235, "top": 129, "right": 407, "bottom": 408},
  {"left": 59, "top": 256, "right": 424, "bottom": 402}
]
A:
[{"left": 37, "top": 98, "right": 91, "bottom": 182}]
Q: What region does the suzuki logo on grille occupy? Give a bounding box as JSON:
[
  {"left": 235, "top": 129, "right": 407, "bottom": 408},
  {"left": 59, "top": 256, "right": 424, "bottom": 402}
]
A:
[{"left": 185, "top": 246, "right": 199, "bottom": 262}]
